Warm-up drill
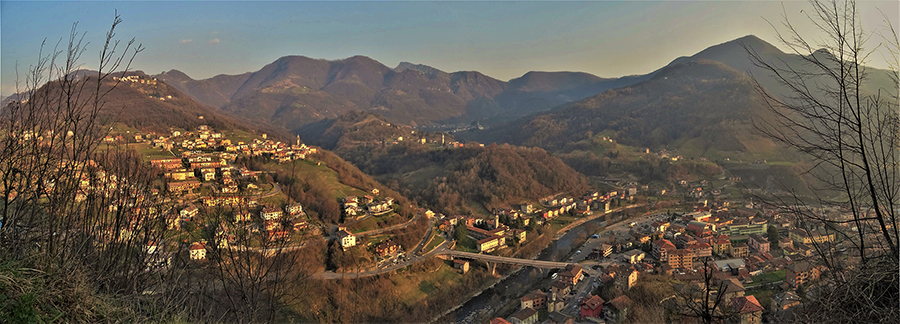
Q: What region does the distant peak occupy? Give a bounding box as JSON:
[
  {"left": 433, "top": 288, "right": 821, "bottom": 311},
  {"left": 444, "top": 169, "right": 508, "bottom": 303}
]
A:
[
  {"left": 395, "top": 62, "right": 446, "bottom": 78},
  {"left": 160, "top": 69, "right": 190, "bottom": 78},
  {"left": 728, "top": 35, "right": 781, "bottom": 53}
]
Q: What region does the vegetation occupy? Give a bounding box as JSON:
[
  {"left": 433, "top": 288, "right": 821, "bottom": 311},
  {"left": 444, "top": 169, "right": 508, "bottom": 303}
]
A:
[{"left": 747, "top": 0, "right": 899, "bottom": 322}]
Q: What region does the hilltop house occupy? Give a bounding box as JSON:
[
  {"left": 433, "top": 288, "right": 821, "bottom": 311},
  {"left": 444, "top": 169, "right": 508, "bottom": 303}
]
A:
[
  {"left": 189, "top": 242, "right": 206, "bottom": 260},
  {"left": 337, "top": 229, "right": 357, "bottom": 250},
  {"left": 261, "top": 206, "right": 283, "bottom": 220}
]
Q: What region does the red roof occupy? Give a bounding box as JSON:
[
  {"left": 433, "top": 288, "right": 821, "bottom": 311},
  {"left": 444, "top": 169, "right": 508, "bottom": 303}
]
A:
[
  {"left": 581, "top": 295, "right": 604, "bottom": 310},
  {"left": 189, "top": 242, "right": 204, "bottom": 250},
  {"left": 607, "top": 295, "right": 633, "bottom": 311},
  {"left": 654, "top": 239, "right": 676, "bottom": 250},
  {"left": 490, "top": 318, "right": 513, "bottom": 324},
  {"left": 732, "top": 295, "right": 764, "bottom": 314}
]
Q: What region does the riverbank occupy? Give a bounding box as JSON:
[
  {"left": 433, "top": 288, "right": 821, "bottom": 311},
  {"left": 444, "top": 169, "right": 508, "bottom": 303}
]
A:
[{"left": 435, "top": 207, "right": 631, "bottom": 323}]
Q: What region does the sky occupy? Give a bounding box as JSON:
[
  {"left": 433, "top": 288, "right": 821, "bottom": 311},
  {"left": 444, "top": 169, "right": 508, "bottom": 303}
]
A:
[{"left": 2, "top": 1, "right": 898, "bottom": 97}]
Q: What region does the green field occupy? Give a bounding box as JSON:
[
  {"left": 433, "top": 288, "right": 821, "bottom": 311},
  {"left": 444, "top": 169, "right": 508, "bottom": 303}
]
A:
[
  {"left": 751, "top": 269, "right": 786, "bottom": 284},
  {"left": 425, "top": 234, "right": 445, "bottom": 252},
  {"left": 395, "top": 263, "right": 461, "bottom": 305},
  {"left": 264, "top": 159, "right": 368, "bottom": 200}
]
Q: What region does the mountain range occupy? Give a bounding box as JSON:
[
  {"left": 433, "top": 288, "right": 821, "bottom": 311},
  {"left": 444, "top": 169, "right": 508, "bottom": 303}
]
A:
[
  {"left": 155, "top": 56, "right": 650, "bottom": 131},
  {"left": 465, "top": 35, "right": 896, "bottom": 156}
]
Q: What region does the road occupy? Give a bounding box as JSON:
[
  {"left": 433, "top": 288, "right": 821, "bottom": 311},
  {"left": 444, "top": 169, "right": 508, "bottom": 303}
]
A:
[
  {"left": 311, "top": 203, "right": 656, "bottom": 280},
  {"left": 353, "top": 208, "right": 424, "bottom": 237},
  {"left": 437, "top": 250, "right": 574, "bottom": 269},
  {"left": 256, "top": 182, "right": 281, "bottom": 198},
  {"left": 312, "top": 240, "right": 449, "bottom": 279},
  {"left": 554, "top": 203, "right": 646, "bottom": 240},
  {"left": 564, "top": 209, "right": 668, "bottom": 265}
]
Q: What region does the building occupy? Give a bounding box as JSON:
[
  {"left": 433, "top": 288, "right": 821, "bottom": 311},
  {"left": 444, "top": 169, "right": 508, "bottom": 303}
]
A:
[
  {"left": 771, "top": 291, "right": 801, "bottom": 311},
  {"left": 261, "top": 206, "right": 283, "bottom": 220},
  {"left": 713, "top": 259, "right": 747, "bottom": 273},
  {"left": 786, "top": 261, "right": 820, "bottom": 287},
  {"left": 789, "top": 228, "right": 835, "bottom": 245},
  {"left": 180, "top": 204, "right": 199, "bottom": 219},
  {"left": 150, "top": 158, "right": 183, "bottom": 170},
  {"left": 550, "top": 280, "right": 573, "bottom": 300},
  {"left": 520, "top": 290, "right": 547, "bottom": 310},
  {"left": 603, "top": 295, "right": 633, "bottom": 323},
  {"left": 453, "top": 259, "right": 469, "bottom": 273},
  {"left": 508, "top": 307, "right": 538, "bottom": 324},
  {"left": 653, "top": 239, "right": 677, "bottom": 260},
  {"left": 558, "top": 264, "right": 584, "bottom": 286},
  {"left": 667, "top": 249, "right": 694, "bottom": 269},
  {"left": 374, "top": 240, "right": 400, "bottom": 257},
  {"left": 748, "top": 234, "right": 770, "bottom": 253},
  {"left": 477, "top": 235, "right": 506, "bottom": 253},
  {"left": 336, "top": 229, "right": 356, "bottom": 249},
  {"left": 168, "top": 180, "right": 200, "bottom": 193},
  {"left": 720, "top": 278, "right": 746, "bottom": 301},
  {"left": 731, "top": 295, "right": 764, "bottom": 324},
  {"left": 623, "top": 249, "right": 646, "bottom": 264},
  {"left": 720, "top": 218, "right": 768, "bottom": 236},
  {"left": 547, "top": 311, "right": 574, "bottom": 324},
  {"left": 614, "top": 267, "right": 639, "bottom": 290},
  {"left": 731, "top": 243, "right": 750, "bottom": 258},
  {"left": 189, "top": 242, "right": 206, "bottom": 260},
  {"left": 491, "top": 318, "right": 513, "bottom": 324},
  {"left": 284, "top": 203, "right": 303, "bottom": 216},
  {"left": 234, "top": 211, "right": 252, "bottom": 222},
  {"left": 596, "top": 244, "right": 613, "bottom": 258},
  {"left": 687, "top": 242, "right": 712, "bottom": 258},
  {"left": 580, "top": 295, "right": 604, "bottom": 319},
  {"left": 712, "top": 236, "right": 732, "bottom": 255}
]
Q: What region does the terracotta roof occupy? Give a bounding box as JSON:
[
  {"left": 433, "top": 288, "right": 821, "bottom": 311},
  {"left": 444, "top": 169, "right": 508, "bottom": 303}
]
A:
[
  {"left": 581, "top": 295, "right": 604, "bottom": 310},
  {"left": 669, "top": 249, "right": 693, "bottom": 256},
  {"left": 722, "top": 278, "right": 745, "bottom": 293},
  {"left": 552, "top": 280, "right": 573, "bottom": 289},
  {"left": 521, "top": 290, "right": 547, "bottom": 302},
  {"left": 607, "top": 295, "right": 633, "bottom": 311},
  {"left": 654, "top": 239, "right": 676, "bottom": 250},
  {"left": 687, "top": 242, "right": 711, "bottom": 250},
  {"left": 189, "top": 242, "right": 204, "bottom": 250},
  {"left": 732, "top": 295, "right": 764, "bottom": 314},
  {"left": 560, "top": 264, "right": 583, "bottom": 277},
  {"left": 490, "top": 318, "right": 513, "bottom": 324},
  {"left": 510, "top": 307, "right": 538, "bottom": 321}
]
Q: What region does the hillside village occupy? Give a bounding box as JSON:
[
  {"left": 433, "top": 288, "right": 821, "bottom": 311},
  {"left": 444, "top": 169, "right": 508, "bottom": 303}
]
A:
[{"left": 11, "top": 120, "right": 880, "bottom": 324}]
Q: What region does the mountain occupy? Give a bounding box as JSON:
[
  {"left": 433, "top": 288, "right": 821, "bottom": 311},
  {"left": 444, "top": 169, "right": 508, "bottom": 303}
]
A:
[
  {"left": 471, "top": 59, "right": 772, "bottom": 153},
  {"left": 4, "top": 70, "right": 286, "bottom": 138},
  {"left": 156, "top": 69, "right": 252, "bottom": 108},
  {"left": 394, "top": 61, "right": 445, "bottom": 78},
  {"left": 296, "top": 110, "right": 588, "bottom": 214},
  {"left": 153, "top": 56, "right": 647, "bottom": 130},
  {"left": 672, "top": 35, "right": 896, "bottom": 99}
]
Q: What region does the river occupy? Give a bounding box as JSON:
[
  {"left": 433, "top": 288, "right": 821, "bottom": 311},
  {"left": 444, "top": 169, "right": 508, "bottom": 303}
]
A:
[{"left": 436, "top": 214, "right": 613, "bottom": 323}]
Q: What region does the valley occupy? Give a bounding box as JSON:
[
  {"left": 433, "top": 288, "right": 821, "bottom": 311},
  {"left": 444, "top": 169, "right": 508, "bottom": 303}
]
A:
[{"left": 3, "top": 7, "right": 897, "bottom": 322}]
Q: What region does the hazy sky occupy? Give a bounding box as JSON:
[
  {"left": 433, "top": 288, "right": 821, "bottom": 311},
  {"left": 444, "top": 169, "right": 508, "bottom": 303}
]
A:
[{"left": 2, "top": 1, "right": 897, "bottom": 96}]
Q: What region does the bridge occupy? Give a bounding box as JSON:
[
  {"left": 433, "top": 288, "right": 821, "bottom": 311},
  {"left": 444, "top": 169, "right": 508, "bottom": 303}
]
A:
[{"left": 435, "top": 250, "right": 576, "bottom": 275}]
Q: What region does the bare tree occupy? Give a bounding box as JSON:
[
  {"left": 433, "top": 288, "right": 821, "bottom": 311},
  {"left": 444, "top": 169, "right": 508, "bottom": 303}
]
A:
[
  {"left": 0, "top": 13, "right": 203, "bottom": 322},
  {"left": 189, "top": 201, "right": 323, "bottom": 322},
  {"left": 664, "top": 257, "right": 737, "bottom": 324},
  {"left": 746, "top": 0, "right": 899, "bottom": 322}
]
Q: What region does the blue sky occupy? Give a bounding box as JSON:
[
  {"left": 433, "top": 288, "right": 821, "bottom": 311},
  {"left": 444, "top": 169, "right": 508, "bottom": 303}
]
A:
[{"left": 2, "top": 1, "right": 897, "bottom": 96}]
